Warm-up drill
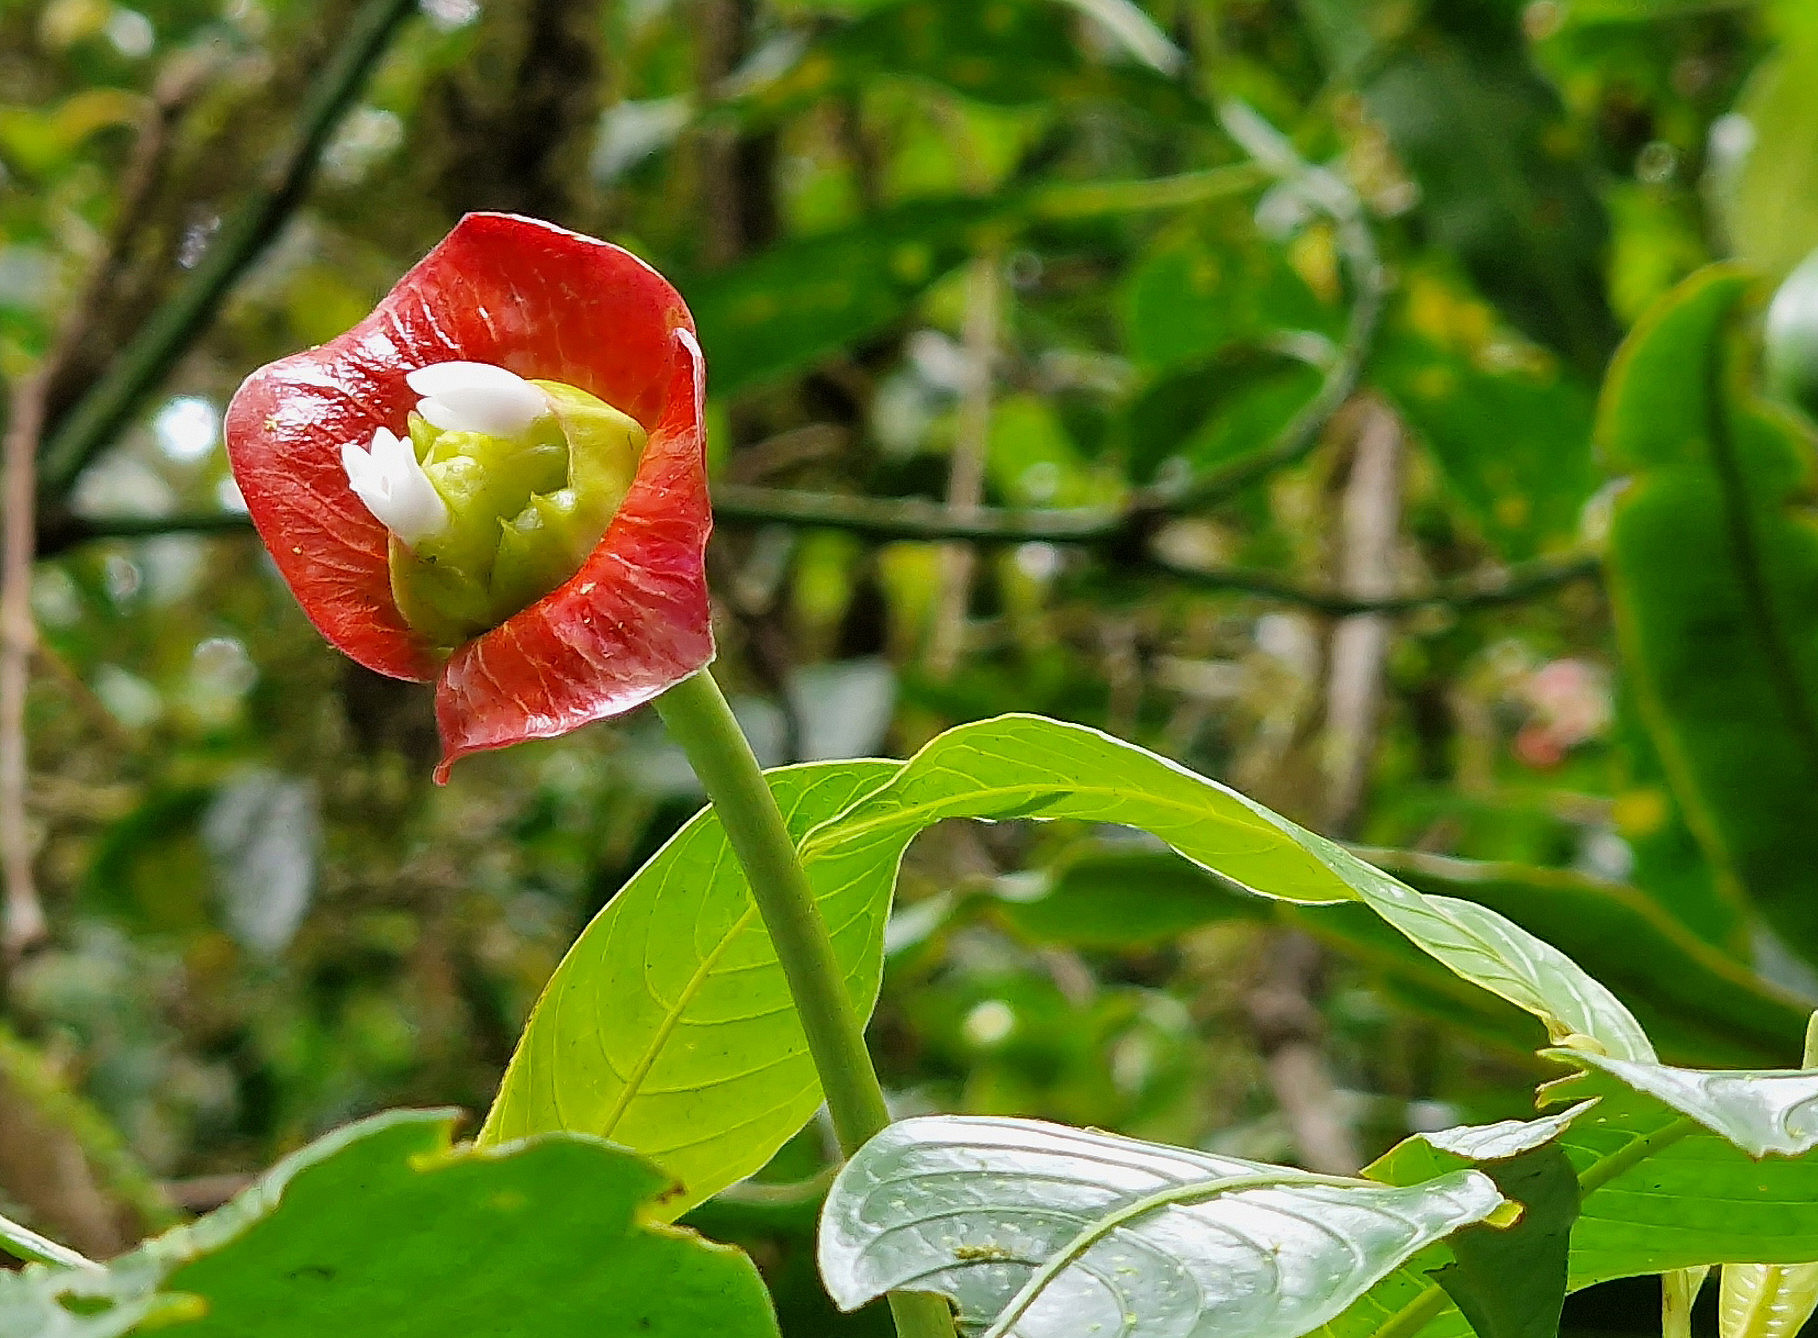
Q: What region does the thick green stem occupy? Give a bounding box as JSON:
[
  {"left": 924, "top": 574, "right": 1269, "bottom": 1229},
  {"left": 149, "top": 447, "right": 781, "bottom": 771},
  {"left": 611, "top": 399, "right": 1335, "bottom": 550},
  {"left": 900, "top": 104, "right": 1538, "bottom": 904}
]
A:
[{"left": 654, "top": 668, "right": 955, "bottom": 1338}]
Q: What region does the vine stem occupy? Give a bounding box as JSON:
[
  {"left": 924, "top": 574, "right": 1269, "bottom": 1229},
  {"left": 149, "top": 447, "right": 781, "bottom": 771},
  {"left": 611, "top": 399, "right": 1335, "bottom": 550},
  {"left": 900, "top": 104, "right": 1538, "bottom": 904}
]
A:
[{"left": 653, "top": 668, "right": 956, "bottom": 1338}]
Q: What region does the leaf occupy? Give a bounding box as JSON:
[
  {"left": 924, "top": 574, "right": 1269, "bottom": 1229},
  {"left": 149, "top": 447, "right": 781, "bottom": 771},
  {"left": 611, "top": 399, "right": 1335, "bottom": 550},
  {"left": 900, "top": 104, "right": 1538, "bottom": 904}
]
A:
[
  {"left": 481, "top": 761, "right": 902, "bottom": 1217},
  {"left": 1599, "top": 265, "right": 1818, "bottom": 954},
  {"left": 816, "top": 1114, "right": 1505, "bottom": 1337},
  {"left": 805, "top": 714, "right": 1655, "bottom": 1061},
  {"left": 1126, "top": 354, "right": 1323, "bottom": 485},
  {"left": 0, "top": 1109, "right": 779, "bottom": 1338},
  {"left": 490, "top": 715, "right": 1651, "bottom": 1223},
  {"left": 1364, "top": 21, "right": 1617, "bottom": 371},
  {"left": 1710, "top": 39, "right": 1818, "bottom": 280},
  {"left": 1365, "top": 848, "right": 1810, "bottom": 1067},
  {"left": 1433, "top": 1145, "right": 1578, "bottom": 1338},
  {"left": 686, "top": 200, "right": 990, "bottom": 395},
  {"left": 1330, "top": 1059, "right": 1818, "bottom": 1337},
  {"left": 1366, "top": 1112, "right": 1583, "bottom": 1338},
  {"left": 1121, "top": 223, "right": 1335, "bottom": 372},
  {"left": 1719, "top": 1262, "right": 1818, "bottom": 1338},
  {"left": 0, "top": 1211, "right": 98, "bottom": 1272},
  {"left": 1550, "top": 1050, "right": 1818, "bottom": 1159},
  {"left": 1373, "top": 329, "right": 1595, "bottom": 559}
]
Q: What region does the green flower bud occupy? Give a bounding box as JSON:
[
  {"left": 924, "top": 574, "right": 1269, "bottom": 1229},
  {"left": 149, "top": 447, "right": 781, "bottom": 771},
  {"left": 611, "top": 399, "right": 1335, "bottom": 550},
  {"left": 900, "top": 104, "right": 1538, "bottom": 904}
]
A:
[{"left": 387, "top": 380, "right": 645, "bottom": 650}]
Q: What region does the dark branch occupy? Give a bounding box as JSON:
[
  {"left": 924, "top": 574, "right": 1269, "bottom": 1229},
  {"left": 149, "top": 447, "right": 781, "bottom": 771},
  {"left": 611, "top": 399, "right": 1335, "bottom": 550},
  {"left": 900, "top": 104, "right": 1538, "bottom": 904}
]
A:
[
  {"left": 37, "top": 0, "right": 419, "bottom": 497},
  {"left": 56, "top": 508, "right": 1601, "bottom": 616}
]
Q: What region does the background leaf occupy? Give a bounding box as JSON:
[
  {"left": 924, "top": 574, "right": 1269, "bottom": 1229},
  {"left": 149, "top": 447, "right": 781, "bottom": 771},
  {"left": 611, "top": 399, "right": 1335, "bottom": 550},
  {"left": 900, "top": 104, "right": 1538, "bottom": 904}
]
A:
[{"left": 1600, "top": 265, "right": 1818, "bottom": 955}]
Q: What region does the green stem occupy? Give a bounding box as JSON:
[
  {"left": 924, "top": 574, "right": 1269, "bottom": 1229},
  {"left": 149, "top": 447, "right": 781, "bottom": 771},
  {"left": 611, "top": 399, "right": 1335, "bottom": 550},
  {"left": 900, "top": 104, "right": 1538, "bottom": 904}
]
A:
[{"left": 653, "top": 668, "right": 955, "bottom": 1338}]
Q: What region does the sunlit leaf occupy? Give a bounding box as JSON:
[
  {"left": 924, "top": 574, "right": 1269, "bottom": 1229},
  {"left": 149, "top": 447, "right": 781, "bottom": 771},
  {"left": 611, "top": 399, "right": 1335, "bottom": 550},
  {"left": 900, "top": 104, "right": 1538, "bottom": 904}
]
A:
[
  {"left": 481, "top": 762, "right": 899, "bottom": 1218},
  {"left": 817, "top": 1115, "right": 1504, "bottom": 1337},
  {"left": 0, "top": 1109, "right": 779, "bottom": 1338},
  {"left": 807, "top": 714, "right": 1655, "bottom": 1061}
]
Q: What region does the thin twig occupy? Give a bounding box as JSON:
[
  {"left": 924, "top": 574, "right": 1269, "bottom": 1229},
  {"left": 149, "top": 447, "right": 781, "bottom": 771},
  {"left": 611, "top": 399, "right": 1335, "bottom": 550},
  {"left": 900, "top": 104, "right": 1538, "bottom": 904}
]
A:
[
  {"left": 0, "top": 377, "right": 46, "bottom": 962},
  {"left": 927, "top": 252, "right": 1001, "bottom": 677},
  {"left": 38, "top": 0, "right": 419, "bottom": 495},
  {"left": 40, "top": 48, "right": 224, "bottom": 425}
]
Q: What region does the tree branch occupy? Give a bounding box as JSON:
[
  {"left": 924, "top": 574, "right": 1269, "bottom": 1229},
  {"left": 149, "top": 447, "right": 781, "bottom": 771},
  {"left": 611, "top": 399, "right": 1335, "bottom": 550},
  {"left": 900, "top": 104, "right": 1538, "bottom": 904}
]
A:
[
  {"left": 55, "top": 507, "right": 1600, "bottom": 616},
  {"left": 1, "top": 376, "right": 45, "bottom": 963},
  {"left": 37, "top": 0, "right": 419, "bottom": 497}
]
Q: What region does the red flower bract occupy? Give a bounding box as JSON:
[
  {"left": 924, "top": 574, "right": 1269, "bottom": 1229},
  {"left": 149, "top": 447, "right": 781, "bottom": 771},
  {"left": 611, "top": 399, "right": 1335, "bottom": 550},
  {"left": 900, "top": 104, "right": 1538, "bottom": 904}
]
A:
[{"left": 225, "top": 213, "right": 714, "bottom": 781}]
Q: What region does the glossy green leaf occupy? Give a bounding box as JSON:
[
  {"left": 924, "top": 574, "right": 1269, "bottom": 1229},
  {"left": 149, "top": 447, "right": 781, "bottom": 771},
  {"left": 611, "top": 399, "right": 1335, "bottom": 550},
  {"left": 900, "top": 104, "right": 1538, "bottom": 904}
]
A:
[
  {"left": 1600, "top": 265, "right": 1818, "bottom": 954},
  {"left": 1719, "top": 1262, "right": 1818, "bottom": 1338},
  {"left": 807, "top": 714, "right": 1655, "bottom": 1061},
  {"left": 1332, "top": 1056, "right": 1818, "bottom": 1336},
  {"left": 0, "top": 1109, "right": 778, "bottom": 1338},
  {"left": 1366, "top": 849, "right": 1810, "bottom": 1067},
  {"left": 481, "top": 762, "right": 899, "bottom": 1218},
  {"left": 817, "top": 1114, "right": 1505, "bottom": 1337}
]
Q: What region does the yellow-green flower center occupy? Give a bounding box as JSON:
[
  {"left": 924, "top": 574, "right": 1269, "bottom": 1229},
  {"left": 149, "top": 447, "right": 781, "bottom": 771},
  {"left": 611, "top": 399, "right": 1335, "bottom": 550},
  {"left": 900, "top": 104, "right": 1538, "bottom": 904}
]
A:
[{"left": 378, "top": 378, "right": 644, "bottom": 650}]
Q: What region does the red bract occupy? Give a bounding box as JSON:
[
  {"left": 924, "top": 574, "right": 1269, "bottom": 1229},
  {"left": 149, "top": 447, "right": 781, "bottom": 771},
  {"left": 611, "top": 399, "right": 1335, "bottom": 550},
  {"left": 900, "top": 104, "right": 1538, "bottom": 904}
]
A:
[{"left": 225, "top": 213, "right": 714, "bottom": 781}]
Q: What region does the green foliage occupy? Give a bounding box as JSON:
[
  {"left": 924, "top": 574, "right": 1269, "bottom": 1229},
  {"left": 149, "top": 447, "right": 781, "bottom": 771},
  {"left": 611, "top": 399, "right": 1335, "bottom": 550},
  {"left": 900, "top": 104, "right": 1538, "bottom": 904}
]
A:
[
  {"left": 481, "top": 762, "right": 899, "bottom": 1218},
  {"left": 16, "top": 0, "right": 1818, "bottom": 1333},
  {"left": 0, "top": 1109, "right": 778, "bottom": 1338},
  {"left": 818, "top": 1114, "right": 1506, "bottom": 1336},
  {"left": 1364, "top": 14, "right": 1617, "bottom": 371},
  {"left": 1601, "top": 266, "right": 1818, "bottom": 950}
]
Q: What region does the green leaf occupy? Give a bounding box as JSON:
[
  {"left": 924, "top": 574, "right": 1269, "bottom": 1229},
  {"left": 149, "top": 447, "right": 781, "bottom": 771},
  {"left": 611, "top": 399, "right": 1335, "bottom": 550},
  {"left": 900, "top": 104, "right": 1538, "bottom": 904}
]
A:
[
  {"left": 1125, "top": 354, "right": 1323, "bottom": 485},
  {"left": 1550, "top": 1050, "right": 1818, "bottom": 1159},
  {"left": 807, "top": 714, "right": 1655, "bottom": 1061},
  {"left": 1003, "top": 846, "right": 1770, "bottom": 1064},
  {"left": 1412, "top": 1139, "right": 1579, "bottom": 1338},
  {"left": 1121, "top": 223, "right": 1335, "bottom": 372},
  {"left": 1719, "top": 1262, "right": 1818, "bottom": 1338},
  {"left": 482, "top": 762, "right": 901, "bottom": 1217},
  {"left": 1373, "top": 330, "right": 1595, "bottom": 559},
  {"left": 0, "top": 1109, "right": 779, "bottom": 1338},
  {"left": 490, "top": 715, "right": 1652, "bottom": 1225},
  {"left": 817, "top": 1115, "right": 1505, "bottom": 1337},
  {"left": 1364, "top": 23, "right": 1617, "bottom": 372},
  {"left": 1600, "top": 265, "right": 1818, "bottom": 954},
  {"left": 1365, "top": 849, "right": 1810, "bottom": 1067},
  {"left": 686, "top": 201, "right": 990, "bottom": 395},
  {"left": 1711, "top": 39, "right": 1818, "bottom": 281},
  {"left": 1331, "top": 1056, "right": 1818, "bottom": 1336}
]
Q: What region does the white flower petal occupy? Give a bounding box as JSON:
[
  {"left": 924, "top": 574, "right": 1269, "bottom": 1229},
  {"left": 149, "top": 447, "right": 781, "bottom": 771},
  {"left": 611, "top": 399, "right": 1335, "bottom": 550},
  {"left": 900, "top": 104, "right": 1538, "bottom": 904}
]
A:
[
  {"left": 406, "top": 361, "right": 549, "bottom": 437},
  {"left": 342, "top": 425, "right": 448, "bottom": 547}
]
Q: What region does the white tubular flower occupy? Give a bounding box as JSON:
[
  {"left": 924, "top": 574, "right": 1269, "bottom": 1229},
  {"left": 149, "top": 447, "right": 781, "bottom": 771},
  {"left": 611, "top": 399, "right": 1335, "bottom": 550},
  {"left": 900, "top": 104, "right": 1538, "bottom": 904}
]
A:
[
  {"left": 342, "top": 426, "right": 449, "bottom": 547},
  {"left": 406, "top": 361, "right": 551, "bottom": 437}
]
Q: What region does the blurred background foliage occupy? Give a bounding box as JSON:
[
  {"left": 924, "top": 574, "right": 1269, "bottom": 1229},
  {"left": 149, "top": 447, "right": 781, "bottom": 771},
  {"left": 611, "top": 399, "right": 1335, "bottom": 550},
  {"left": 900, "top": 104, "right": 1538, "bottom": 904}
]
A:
[{"left": 4, "top": 0, "right": 1818, "bottom": 1330}]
